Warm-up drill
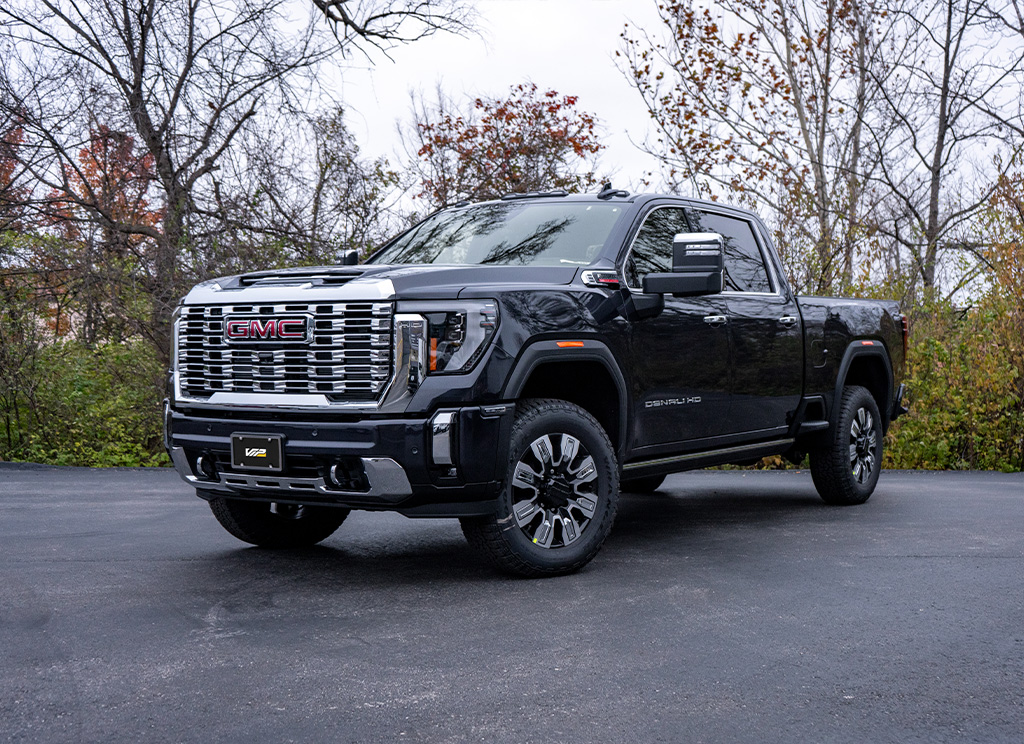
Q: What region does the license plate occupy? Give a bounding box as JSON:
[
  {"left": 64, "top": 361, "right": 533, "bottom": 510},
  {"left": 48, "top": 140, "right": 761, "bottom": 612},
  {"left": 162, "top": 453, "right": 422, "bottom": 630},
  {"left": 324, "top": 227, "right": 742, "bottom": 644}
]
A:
[{"left": 231, "top": 433, "right": 284, "bottom": 472}]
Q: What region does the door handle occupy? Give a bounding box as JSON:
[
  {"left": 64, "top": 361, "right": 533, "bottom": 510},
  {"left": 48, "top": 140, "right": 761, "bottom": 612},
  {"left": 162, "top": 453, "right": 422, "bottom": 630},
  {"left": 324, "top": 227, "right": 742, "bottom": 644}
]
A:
[
  {"left": 779, "top": 316, "right": 798, "bottom": 327},
  {"left": 703, "top": 315, "right": 727, "bottom": 327}
]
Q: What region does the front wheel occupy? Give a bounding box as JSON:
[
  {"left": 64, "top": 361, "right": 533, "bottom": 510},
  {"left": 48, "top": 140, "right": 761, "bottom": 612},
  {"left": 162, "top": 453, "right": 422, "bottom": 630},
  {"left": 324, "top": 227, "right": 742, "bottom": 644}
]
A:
[
  {"left": 208, "top": 497, "right": 349, "bottom": 548},
  {"left": 461, "top": 398, "right": 619, "bottom": 577},
  {"left": 810, "top": 385, "right": 883, "bottom": 505}
]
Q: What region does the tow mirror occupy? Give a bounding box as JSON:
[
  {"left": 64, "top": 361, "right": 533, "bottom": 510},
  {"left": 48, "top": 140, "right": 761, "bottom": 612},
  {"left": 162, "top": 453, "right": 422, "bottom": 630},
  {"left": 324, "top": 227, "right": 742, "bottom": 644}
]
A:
[
  {"left": 340, "top": 249, "right": 359, "bottom": 266},
  {"left": 641, "top": 233, "right": 724, "bottom": 297}
]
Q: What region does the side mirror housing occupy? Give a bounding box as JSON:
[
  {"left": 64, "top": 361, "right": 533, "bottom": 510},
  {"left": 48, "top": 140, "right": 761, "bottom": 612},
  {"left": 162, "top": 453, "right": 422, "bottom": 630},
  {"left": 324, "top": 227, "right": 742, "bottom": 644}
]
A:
[
  {"left": 340, "top": 249, "right": 359, "bottom": 266},
  {"left": 641, "top": 233, "right": 724, "bottom": 297}
]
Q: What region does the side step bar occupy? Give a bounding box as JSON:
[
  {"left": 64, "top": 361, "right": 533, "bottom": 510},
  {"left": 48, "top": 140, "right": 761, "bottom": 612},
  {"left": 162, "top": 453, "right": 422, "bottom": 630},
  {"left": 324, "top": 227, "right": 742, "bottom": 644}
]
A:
[{"left": 623, "top": 438, "right": 796, "bottom": 478}]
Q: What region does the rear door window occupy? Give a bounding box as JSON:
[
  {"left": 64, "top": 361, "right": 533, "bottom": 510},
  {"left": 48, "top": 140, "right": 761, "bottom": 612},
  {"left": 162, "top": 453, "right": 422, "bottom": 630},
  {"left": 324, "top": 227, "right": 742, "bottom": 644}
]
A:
[{"left": 688, "top": 210, "right": 772, "bottom": 293}]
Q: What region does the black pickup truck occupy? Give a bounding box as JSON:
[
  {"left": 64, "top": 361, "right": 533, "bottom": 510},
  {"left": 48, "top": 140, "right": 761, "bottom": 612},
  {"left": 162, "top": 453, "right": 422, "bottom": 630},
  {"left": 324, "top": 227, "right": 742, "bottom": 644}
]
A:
[{"left": 165, "top": 190, "right": 907, "bottom": 576}]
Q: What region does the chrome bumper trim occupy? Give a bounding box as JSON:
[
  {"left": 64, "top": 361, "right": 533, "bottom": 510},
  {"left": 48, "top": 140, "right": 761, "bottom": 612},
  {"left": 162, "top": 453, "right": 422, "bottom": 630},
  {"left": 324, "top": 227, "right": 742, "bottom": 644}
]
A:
[
  {"left": 169, "top": 447, "right": 413, "bottom": 502},
  {"left": 430, "top": 411, "right": 456, "bottom": 466}
]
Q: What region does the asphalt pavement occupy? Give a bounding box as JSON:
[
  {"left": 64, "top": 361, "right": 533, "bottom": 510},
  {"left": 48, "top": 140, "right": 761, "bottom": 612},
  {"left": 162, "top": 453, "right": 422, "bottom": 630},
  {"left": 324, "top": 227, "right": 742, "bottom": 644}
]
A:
[{"left": 1, "top": 465, "right": 1022, "bottom": 743}]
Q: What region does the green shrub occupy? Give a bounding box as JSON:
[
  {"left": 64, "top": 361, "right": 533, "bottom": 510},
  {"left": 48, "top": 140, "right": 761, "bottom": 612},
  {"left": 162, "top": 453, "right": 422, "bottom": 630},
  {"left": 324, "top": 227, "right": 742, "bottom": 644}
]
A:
[
  {"left": 1, "top": 339, "right": 169, "bottom": 467},
  {"left": 886, "top": 296, "right": 1023, "bottom": 472}
]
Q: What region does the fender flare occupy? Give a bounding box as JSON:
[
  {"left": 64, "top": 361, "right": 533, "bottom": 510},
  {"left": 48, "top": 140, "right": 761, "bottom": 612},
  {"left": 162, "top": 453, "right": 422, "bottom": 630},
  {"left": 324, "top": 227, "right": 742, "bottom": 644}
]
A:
[
  {"left": 501, "top": 339, "right": 630, "bottom": 455},
  {"left": 833, "top": 342, "right": 895, "bottom": 429}
]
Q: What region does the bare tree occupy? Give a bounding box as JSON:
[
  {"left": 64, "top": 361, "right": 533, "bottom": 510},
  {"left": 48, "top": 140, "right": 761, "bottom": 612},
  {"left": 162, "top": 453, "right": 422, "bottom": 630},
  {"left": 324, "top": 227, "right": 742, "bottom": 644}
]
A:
[
  {"left": 204, "top": 106, "right": 406, "bottom": 269},
  {"left": 621, "top": 0, "right": 893, "bottom": 292},
  {"left": 863, "top": 0, "right": 1024, "bottom": 295},
  {"left": 621, "top": 0, "right": 1024, "bottom": 297},
  {"left": 311, "top": 0, "right": 474, "bottom": 51},
  {"left": 0, "top": 0, "right": 473, "bottom": 361}
]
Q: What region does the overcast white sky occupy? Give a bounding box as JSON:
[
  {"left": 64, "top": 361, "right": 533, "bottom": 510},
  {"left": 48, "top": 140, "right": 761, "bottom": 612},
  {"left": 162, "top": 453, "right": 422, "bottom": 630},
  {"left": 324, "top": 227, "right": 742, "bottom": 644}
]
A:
[{"left": 337, "top": 0, "right": 668, "bottom": 192}]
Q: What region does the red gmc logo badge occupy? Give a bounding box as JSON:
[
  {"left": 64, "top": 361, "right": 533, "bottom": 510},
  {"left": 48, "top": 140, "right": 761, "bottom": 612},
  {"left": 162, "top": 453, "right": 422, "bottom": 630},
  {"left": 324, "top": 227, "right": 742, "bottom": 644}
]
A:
[{"left": 223, "top": 315, "right": 311, "bottom": 343}]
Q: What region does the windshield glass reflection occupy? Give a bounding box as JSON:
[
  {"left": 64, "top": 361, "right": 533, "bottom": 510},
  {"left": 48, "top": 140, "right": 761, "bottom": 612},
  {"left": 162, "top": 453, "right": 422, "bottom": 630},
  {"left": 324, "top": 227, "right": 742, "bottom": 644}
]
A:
[{"left": 369, "top": 202, "right": 625, "bottom": 266}]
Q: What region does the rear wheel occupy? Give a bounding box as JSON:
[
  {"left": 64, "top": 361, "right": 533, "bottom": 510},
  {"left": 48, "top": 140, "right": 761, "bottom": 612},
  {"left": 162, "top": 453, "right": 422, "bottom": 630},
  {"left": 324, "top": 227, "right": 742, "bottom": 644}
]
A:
[
  {"left": 208, "top": 497, "right": 349, "bottom": 548},
  {"left": 461, "top": 398, "right": 619, "bottom": 577},
  {"left": 810, "top": 385, "right": 883, "bottom": 505}
]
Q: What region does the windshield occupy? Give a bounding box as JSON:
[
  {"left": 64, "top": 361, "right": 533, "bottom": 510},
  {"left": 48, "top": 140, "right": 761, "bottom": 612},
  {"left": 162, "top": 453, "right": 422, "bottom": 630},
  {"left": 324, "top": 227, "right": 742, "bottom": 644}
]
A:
[{"left": 368, "top": 201, "right": 626, "bottom": 266}]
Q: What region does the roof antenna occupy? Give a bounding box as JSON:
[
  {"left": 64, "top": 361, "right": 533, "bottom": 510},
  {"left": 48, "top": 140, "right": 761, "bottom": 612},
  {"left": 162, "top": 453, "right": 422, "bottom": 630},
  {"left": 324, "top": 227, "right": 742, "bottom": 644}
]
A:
[{"left": 597, "top": 182, "right": 630, "bottom": 200}]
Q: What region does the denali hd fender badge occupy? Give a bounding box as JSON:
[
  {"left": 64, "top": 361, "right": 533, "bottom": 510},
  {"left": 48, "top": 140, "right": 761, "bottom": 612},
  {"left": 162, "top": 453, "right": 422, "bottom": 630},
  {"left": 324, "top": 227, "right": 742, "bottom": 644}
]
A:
[
  {"left": 645, "top": 397, "right": 701, "bottom": 408},
  {"left": 224, "top": 314, "right": 312, "bottom": 343}
]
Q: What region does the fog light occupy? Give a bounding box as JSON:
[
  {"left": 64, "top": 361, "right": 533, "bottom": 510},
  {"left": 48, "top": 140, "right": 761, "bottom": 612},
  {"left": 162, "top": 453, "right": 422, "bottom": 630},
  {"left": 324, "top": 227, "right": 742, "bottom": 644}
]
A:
[{"left": 326, "top": 460, "right": 369, "bottom": 491}]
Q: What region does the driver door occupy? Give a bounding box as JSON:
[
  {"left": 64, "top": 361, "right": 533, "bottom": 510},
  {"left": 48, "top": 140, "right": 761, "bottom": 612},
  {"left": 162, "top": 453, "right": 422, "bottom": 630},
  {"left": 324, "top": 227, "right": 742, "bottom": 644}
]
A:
[{"left": 623, "top": 205, "right": 733, "bottom": 450}]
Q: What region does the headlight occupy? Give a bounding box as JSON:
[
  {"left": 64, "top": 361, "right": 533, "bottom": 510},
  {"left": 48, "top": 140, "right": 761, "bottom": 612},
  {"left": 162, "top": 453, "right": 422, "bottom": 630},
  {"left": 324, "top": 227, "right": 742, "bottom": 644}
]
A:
[
  {"left": 393, "top": 301, "right": 499, "bottom": 389},
  {"left": 422, "top": 302, "right": 499, "bottom": 373}
]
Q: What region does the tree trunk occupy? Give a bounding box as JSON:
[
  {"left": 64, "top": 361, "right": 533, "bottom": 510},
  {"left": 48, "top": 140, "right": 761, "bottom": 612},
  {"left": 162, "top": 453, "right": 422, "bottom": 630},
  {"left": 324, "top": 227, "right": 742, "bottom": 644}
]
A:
[
  {"left": 923, "top": 0, "right": 955, "bottom": 293},
  {"left": 151, "top": 192, "right": 183, "bottom": 367}
]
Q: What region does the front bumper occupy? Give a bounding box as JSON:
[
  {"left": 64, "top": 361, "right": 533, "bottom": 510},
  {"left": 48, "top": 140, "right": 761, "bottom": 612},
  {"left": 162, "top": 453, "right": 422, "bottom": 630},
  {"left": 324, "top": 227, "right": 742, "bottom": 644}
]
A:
[
  {"left": 166, "top": 403, "right": 513, "bottom": 517},
  {"left": 169, "top": 446, "right": 413, "bottom": 501}
]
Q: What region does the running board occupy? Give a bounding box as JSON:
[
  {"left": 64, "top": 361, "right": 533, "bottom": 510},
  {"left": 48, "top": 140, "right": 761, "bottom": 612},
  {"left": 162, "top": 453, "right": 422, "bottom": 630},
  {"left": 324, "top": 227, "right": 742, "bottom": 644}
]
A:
[{"left": 622, "top": 438, "right": 796, "bottom": 477}]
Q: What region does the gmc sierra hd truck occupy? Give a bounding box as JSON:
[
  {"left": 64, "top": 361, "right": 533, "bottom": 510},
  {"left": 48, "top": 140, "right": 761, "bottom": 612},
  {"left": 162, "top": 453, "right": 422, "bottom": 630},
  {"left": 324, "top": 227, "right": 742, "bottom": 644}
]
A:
[{"left": 165, "top": 189, "right": 908, "bottom": 576}]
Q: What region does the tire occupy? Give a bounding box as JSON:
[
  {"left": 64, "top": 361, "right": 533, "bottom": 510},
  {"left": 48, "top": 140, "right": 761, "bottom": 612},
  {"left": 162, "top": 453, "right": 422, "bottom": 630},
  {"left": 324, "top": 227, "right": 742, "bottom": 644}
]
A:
[
  {"left": 460, "top": 398, "right": 619, "bottom": 577},
  {"left": 620, "top": 474, "right": 666, "bottom": 493},
  {"left": 208, "top": 497, "right": 349, "bottom": 548},
  {"left": 810, "top": 385, "right": 883, "bottom": 505}
]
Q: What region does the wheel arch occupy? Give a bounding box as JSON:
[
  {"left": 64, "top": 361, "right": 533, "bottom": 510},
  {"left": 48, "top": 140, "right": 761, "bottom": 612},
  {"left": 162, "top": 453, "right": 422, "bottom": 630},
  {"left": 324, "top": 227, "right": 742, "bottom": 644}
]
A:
[
  {"left": 501, "top": 340, "right": 628, "bottom": 457},
  {"left": 833, "top": 343, "right": 894, "bottom": 432}
]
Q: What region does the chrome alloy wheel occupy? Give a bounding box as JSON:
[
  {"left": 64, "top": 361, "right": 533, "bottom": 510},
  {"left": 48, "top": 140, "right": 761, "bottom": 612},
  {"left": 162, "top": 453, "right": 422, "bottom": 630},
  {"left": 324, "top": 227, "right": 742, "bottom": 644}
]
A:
[
  {"left": 510, "top": 433, "right": 600, "bottom": 549},
  {"left": 849, "top": 407, "right": 878, "bottom": 484}
]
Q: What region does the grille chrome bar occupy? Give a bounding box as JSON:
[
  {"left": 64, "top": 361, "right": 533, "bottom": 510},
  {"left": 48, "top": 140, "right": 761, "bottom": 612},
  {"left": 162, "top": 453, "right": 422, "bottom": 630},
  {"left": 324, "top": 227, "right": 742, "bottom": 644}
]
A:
[{"left": 176, "top": 302, "right": 393, "bottom": 402}]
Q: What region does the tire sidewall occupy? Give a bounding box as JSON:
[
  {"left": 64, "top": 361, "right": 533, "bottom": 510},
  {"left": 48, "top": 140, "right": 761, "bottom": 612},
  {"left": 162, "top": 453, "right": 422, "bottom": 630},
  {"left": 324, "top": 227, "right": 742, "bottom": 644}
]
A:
[
  {"left": 496, "top": 403, "right": 618, "bottom": 571},
  {"left": 836, "top": 387, "right": 883, "bottom": 499}
]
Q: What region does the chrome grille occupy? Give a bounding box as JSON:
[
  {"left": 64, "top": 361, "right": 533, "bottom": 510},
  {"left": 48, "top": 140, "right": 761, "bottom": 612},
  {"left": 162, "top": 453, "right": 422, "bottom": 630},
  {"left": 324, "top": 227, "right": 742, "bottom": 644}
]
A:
[{"left": 177, "top": 302, "right": 393, "bottom": 400}]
